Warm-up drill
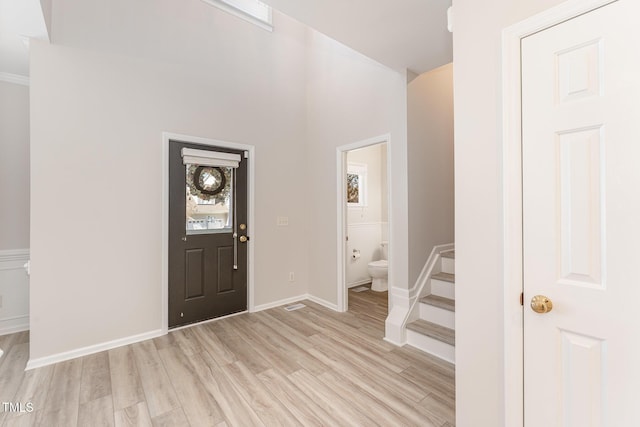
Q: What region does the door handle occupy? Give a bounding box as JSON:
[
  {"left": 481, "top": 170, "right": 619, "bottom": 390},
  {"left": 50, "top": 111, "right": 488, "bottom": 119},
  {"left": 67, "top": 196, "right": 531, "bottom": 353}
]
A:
[
  {"left": 239, "top": 235, "right": 249, "bottom": 243},
  {"left": 530, "top": 295, "right": 553, "bottom": 314}
]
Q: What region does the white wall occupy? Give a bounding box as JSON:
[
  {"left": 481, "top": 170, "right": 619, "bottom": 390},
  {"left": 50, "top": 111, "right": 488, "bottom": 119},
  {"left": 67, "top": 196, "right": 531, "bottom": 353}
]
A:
[
  {"left": 453, "top": 1, "right": 566, "bottom": 425},
  {"left": 346, "top": 144, "right": 388, "bottom": 287},
  {"left": 39, "top": 0, "right": 52, "bottom": 38},
  {"left": 0, "top": 80, "right": 30, "bottom": 335},
  {"left": 407, "top": 63, "right": 454, "bottom": 286},
  {"left": 29, "top": 0, "right": 406, "bottom": 361},
  {"left": 0, "top": 81, "right": 30, "bottom": 251},
  {"left": 29, "top": 0, "right": 310, "bottom": 360},
  {"left": 305, "top": 29, "right": 407, "bottom": 307}
]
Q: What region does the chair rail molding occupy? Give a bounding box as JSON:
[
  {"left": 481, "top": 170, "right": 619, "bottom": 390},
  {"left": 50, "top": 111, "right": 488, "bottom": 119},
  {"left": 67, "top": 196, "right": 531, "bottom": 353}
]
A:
[{"left": 0, "top": 72, "right": 30, "bottom": 86}]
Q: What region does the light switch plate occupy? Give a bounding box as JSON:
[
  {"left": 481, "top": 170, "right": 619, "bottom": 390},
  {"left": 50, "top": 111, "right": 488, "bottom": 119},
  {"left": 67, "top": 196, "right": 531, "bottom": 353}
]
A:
[{"left": 277, "top": 216, "right": 289, "bottom": 226}]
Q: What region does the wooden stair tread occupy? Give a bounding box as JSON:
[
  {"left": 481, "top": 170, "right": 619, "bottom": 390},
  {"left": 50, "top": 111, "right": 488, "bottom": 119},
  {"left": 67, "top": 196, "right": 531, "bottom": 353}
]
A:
[
  {"left": 406, "top": 319, "right": 455, "bottom": 346},
  {"left": 432, "top": 272, "right": 455, "bottom": 283},
  {"left": 441, "top": 250, "right": 455, "bottom": 259},
  {"left": 420, "top": 295, "right": 455, "bottom": 312}
]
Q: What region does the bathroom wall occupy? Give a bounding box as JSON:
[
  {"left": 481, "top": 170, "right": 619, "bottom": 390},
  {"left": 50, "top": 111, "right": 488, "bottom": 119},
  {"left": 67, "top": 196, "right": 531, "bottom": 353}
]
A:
[
  {"left": 346, "top": 143, "right": 388, "bottom": 287},
  {"left": 0, "top": 79, "right": 31, "bottom": 335}
]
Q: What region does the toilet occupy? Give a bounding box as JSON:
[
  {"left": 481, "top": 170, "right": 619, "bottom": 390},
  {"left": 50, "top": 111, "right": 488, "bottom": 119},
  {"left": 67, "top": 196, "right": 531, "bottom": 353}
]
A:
[{"left": 367, "top": 241, "right": 388, "bottom": 292}]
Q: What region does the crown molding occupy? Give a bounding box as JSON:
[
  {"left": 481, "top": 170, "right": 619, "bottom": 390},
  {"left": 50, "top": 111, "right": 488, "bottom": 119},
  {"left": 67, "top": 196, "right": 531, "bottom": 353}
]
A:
[{"left": 0, "top": 72, "right": 30, "bottom": 86}]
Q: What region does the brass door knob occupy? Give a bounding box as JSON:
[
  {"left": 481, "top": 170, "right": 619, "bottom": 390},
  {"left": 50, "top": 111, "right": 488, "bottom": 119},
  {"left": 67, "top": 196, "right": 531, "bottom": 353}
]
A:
[
  {"left": 530, "top": 295, "right": 553, "bottom": 314},
  {"left": 239, "top": 235, "right": 249, "bottom": 243}
]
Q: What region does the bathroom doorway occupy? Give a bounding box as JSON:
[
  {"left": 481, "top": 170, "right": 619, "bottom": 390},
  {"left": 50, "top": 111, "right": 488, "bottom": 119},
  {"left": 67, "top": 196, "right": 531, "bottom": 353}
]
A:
[{"left": 336, "top": 135, "right": 390, "bottom": 314}]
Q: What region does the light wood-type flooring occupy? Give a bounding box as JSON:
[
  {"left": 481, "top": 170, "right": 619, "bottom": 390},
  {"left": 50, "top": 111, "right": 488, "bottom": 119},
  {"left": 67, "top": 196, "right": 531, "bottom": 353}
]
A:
[{"left": 0, "top": 287, "right": 455, "bottom": 426}]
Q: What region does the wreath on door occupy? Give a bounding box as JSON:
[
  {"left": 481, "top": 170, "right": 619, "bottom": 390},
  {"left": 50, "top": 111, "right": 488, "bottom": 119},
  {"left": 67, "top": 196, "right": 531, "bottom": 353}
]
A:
[{"left": 187, "top": 165, "right": 230, "bottom": 203}]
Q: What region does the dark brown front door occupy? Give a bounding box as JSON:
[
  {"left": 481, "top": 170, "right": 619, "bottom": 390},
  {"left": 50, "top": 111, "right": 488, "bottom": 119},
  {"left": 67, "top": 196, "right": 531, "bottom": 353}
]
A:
[{"left": 168, "top": 140, "right": 248, "bottom": 328}]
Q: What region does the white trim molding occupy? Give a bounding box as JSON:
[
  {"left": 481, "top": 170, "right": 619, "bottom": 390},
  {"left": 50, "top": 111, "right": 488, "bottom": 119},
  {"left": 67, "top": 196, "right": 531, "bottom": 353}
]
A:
[
  {"left": 27, "top": 290, "right": 338, "bottom": 370},
  {"left": 306, "top": 294, "right": 339, "bottom": 311},
  {"left": 252, "top": 293, "right": 339, "bottom": 313},
  {"left": 252, "top": 294, "right": 308, "bottom": 312},
  {"left": 26, "top": 329, "right": 163, "bottom": 370},
  {"left": 161, "top": 132, "right": 256, "bottom": 334},
  {"left": 0, "top": 249, "right": 30, "bottom": 263},
  {"left": 501, "top": 1, "right": 616, "bottom": 425},
  {"left": 347, "top": 279, "right": 372, "bottom": 289},
  {"left": 0, "top": 249, "right": 30, "bottom": 336},
  {"left": 0, "top": 72, "right": 30, "bottom": 86}
]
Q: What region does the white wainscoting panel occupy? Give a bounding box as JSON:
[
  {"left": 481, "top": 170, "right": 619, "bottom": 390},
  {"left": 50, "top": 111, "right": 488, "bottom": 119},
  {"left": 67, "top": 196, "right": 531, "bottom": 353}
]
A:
[{"left": 0, "top": 249, "right": 30, "bottom": 335}]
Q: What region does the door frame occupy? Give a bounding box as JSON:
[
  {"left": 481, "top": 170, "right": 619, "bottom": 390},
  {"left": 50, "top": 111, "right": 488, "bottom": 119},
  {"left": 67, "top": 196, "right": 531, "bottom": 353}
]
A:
[
  {"left": 161, "top": 132, "right": 255, "bottom": 334},
  {"left": 336, "top": 134, "right": 391, "bottom": 312},
  {"left": 501, "top": 1, "right": 617, "bottom": 425}
]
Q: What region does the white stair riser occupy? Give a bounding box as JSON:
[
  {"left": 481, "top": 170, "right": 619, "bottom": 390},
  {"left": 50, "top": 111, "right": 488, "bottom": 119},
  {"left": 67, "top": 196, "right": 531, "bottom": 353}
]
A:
[
  {"left": 441, "top": 257, "right": 455, "bottom": 275},
  {"left": 419, "top": 303, "right": 455, "bottom": 329},
  {"left": 431, "top": 278, "right": 455, "bottom": 299},
  {"left": 406, "top": 329, "right": 455, "bottom": 364}
]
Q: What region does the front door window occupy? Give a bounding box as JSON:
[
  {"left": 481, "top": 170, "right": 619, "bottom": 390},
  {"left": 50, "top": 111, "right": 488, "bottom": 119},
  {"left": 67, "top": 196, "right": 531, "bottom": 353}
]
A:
[{"left": 185, "top": 164, "right": 233, "bottom": 234}]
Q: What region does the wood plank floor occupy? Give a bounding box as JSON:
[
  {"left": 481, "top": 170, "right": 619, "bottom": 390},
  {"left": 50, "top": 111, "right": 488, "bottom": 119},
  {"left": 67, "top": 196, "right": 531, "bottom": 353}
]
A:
[{"left": 0, "top": 287, "right": 455, "bottom": 426}]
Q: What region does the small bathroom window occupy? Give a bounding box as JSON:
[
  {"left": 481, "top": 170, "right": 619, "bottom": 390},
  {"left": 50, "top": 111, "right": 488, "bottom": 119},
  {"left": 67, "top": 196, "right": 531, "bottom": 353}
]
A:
[{"left": 347, "top": 162, "right": 368, "bottom": 207}]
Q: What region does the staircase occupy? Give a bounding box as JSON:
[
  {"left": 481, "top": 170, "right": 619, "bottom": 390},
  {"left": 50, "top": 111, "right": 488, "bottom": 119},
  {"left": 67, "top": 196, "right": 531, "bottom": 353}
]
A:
[{"left": 406, "top": 250, "right": 455, "bottom": 363}]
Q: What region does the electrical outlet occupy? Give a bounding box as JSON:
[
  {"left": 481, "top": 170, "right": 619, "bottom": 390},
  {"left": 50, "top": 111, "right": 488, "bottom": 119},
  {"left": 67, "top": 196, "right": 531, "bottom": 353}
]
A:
[
  {"left": 288, "top": 272, "right": 295, "bottom": 282},
  {"left": 277, "top": 216, "right": 289, "bottom": 226}
]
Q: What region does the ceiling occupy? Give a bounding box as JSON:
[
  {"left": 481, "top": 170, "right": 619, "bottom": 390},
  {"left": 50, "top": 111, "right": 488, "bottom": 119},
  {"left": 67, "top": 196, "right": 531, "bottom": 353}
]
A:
[
  {"left": 0, "top": 0, "right": 451, "bottom": 78},
  {"left": 0, "top": 0, "right": 48, "bottom": 77},
  {"left": 264, "top": 0, "right": 453, "bottom": 74}
]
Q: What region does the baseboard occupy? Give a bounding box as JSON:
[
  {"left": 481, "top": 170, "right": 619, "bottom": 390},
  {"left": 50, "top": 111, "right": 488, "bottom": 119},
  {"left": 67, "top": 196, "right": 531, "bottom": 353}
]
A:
[
  {"left": 306, "top": 294, "right": 339, "bottom": 311},
  {"left": 26, "top": 292, "right": 340, "bottom": 370},
  {"left": 0, "top": 315, "right": 29, "bottom": 336},
  {"left": 383, "top": 335, "right": 406, "bottom": 347},
  {"left": 25, "top": 328, "right": 164, "bottom": 370},
  {"left": 251, "top": 294, "right": 308, "bottom": 312},
  {"left": 252, "top": 293, "right": 340, "bottom": 313},
  {"left": 384, "top": 304, "right": 409, "bottom": 346},
  {"left": 347, "top": 279, "right": 372, "bottom": 288}
]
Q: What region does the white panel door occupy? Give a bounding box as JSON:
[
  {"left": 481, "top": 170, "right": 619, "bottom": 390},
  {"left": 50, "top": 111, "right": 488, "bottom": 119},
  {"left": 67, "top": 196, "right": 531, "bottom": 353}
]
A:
[{"left": 522, "top": 1, "right": 640, "bottom": 425}]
